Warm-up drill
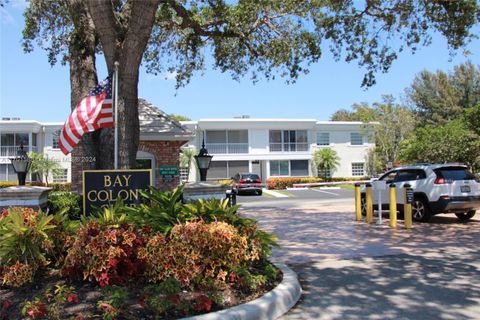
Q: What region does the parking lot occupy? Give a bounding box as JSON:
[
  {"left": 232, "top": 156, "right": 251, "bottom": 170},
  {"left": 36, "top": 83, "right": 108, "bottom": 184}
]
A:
[
  {"left": 237, "top": 187, "right": 354, "bottom": 207},
  {"left": 238, "top": 194, "right": 480, "bottom": 319}
]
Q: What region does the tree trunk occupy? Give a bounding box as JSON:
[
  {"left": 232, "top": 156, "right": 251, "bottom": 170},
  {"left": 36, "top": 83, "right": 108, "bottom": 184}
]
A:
[
  {"left": 68, "top": 1, "right": 100, "bottom": 192},
  {"left": 87, "top": 0, "right": 161, "bottom": 169}
]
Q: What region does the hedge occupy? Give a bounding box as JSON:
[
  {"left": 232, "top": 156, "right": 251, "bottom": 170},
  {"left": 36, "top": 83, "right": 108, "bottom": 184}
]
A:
[
  {"left": 0, "top": 182, "right": 71, "bottom": 191},
  {"left": 266, "top": 176, "right": 368, "bottom": 190},
  {"left": 266, "top": 177, "right": 324, "bottom": 190}
]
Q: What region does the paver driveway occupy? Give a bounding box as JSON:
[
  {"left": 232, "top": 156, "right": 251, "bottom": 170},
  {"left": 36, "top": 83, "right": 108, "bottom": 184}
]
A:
[{"left": 240, "top": 202, "right": 480, "bottom": 320}]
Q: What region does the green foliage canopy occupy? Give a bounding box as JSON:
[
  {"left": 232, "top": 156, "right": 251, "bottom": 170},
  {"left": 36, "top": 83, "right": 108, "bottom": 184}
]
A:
[
  {"left": 407, "top": 61, "right": 480, "bottom": 126},
  {"left": 331, "top": 95, "right": 415, "bottom": 166},
  {"left": 399, "top": 119, "right": 480, "bottom": 170},
  {"left": 21, "top": 0, "right": 480, "bottom": 88}
]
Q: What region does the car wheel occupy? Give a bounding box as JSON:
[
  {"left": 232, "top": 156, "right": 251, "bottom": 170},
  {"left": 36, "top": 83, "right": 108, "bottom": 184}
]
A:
[
  {"left": 361, "top": 195, "right": 366, "bottom": 216},
  {"left": 411, "top": 198, "right": 431, "bottom": 222},
  {"left": 257, "top": 190, "right": 263, "bottom": 196},
  {"left": 455, "top": 210, "right": 476, "bottom": 221}
]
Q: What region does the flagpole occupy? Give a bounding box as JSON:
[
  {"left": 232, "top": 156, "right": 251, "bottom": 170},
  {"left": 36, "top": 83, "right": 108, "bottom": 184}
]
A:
[{"left": 114, "top": 61, "right": 119, "bottom": 169}]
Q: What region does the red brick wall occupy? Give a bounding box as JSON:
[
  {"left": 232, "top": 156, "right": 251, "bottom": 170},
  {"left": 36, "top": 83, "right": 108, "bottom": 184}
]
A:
[
  {"left": 138, "top": 140, "right": 188, "bottom": 190},
  {"left": 71, "top": 140, "right": 188, "bottom": 193}
]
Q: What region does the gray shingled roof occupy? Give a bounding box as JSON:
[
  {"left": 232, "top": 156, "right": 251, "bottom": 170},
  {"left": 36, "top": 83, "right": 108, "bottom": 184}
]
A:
[{"left": 138, "top": 98, "right": 193, "bottom": 140}]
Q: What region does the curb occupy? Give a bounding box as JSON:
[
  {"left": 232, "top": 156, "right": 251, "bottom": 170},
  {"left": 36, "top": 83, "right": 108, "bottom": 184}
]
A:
[
  {"left": 262, "top": 189, "right": 290, "bottom": 198},
  {"left": 182, "top": 262, "right": 302, "bottom": 320}
]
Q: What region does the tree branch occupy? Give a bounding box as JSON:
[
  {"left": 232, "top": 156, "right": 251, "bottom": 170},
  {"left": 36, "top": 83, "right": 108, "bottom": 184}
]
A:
[
  {"left": 165, "top": 0, "right": 237, "bottom": 38},
  {"left": 121, "top": 0, "right": 162, "bottom": 79},
  {"left": 86, "top": 0, "right": 120, "bottom": 70}
]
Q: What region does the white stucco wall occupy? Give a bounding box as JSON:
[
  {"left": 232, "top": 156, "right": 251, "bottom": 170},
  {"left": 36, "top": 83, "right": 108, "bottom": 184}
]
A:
[{"left": 180, "top": 119, "right": 375, "bottom": 179}]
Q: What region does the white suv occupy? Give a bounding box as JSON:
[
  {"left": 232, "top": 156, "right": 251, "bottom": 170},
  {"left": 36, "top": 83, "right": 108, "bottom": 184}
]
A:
[{"left": 361, "top": 164, "right": 480, "bottom": 222}]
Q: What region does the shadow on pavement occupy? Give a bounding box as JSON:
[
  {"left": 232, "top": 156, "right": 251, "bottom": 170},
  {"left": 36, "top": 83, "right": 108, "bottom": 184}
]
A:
[
  {"left": 240, "top": 206, "right": 480, "bottom": 319},
  {"left": 286, "top": 250, "right": 480, "bottom": 320}
]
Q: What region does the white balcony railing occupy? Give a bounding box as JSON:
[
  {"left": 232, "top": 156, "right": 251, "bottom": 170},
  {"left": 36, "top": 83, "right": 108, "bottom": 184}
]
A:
[
  {"left": 205, "top": 143, "right": 249, "bottom": 154},
  {"left": 0, "top": 146, "right": 38, "bottom": 157},
  {"left": 269, "top": 143, "right": 309, "bottom": 152}
]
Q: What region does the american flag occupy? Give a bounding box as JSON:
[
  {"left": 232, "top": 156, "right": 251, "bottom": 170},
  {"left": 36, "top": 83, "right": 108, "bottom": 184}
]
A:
[{"left": 59, "top": 76, "right": 114, "bottom": 155}]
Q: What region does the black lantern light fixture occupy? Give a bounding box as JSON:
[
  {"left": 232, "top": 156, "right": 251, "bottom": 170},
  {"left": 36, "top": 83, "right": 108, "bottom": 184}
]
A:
[
  {"left": 194, "top": 136, "right": 213, "bottom": 182},
  {"left": 10, "top": 144, "right": 32, "bottom": 186}
]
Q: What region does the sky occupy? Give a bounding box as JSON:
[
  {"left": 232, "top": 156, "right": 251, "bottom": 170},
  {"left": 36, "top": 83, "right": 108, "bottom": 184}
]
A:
[{"left": 1, "top": 1, "right": 479, "bottom": 123}]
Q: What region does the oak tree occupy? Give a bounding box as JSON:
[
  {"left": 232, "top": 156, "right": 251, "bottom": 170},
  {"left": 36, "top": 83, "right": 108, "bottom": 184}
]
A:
[
  {"left": 407, "top": 61, "right": 480, "bottom": 126},
  {"left": 18, "top": 0, "right": 480, "bottom": 177}
]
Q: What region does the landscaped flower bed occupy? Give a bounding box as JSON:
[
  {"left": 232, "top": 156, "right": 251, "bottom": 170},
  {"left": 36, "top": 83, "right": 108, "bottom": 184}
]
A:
[{"left": 0, "top": 187, "right": 280, "bottom": 319}]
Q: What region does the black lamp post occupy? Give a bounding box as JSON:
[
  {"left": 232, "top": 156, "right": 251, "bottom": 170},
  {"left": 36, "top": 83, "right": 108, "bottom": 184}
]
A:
[
  {"left": 194, "top": 137, "right": 213, "bottom": 182},
  {"left": 10, "top": 144, "right": 32, "bottom": 186}
]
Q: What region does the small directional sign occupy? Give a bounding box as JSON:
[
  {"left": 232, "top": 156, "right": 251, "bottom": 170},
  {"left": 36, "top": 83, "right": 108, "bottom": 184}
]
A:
[
  {"left": 406, "top": 187, "right": 414, "bottom": 204},
  {"left": 159, "top": 165, "right": 179, "bottom": 176},
  {"left": 159, "top": 165, "right": 179, "bottom": 183}
]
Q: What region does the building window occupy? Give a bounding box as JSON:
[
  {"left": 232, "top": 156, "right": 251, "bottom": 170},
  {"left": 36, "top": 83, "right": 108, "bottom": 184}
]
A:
[
  {"left": 208, "top": 160, "right": 249, "bottom": 180},
  {"left": 135, "top": 159, "right": 152, "bottom": 169},
  {"left": 204, "top": 130, "right": 248, "bottom": 154},
  {"left": 316, "top": 132, "right": 330, "bottom": 146},
  {"left": 52, "top": 130, "right": 61, "bottom": 149},
  {"left": 270, "top": 160, "right": 290, "bottom": 176},
  {"left": 269, "top": 130, "right": 308, "bottom": 152},
  {"left": 350, "top": 133, "right": 363, "bottom": 145},
  {"left": 15, "top": 133, "right": 28, "bottom": 146},
  {"left": 352, "top": 163, "right": 365, "bottom": 176},
  {"left": 291, "top": 160, "right": 309, "bottom": 176},
  {"left": 270, "top": 160, "right": 309, "bottom": 177},
  {"left": 1, "top": 133, "right": 30, "bottom": 157},
  {"left": 53, "top": 169, "right": 68, "bottom": 183}
]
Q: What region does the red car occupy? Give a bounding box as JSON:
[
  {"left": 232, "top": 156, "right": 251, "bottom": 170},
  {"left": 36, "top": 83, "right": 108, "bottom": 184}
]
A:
[{"left": 232, "top": 173, "right": 263, "bottom": 195}]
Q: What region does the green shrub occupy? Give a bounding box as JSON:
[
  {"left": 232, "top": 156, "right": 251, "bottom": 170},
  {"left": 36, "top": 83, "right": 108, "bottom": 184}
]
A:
[
  {"left": 0, "top": 182, "right": 71, "bottom": 190},
  {"left": 0, "top": 208, "right": 57, "bottom": 286},
  {"left": 126, "top": 187, "right": 187, "bottom": 235},
  {"left": 48, "top": 191, "right": 81, "bottom": 220},
  {"left": 266, "top": 177, "right": 324, "bottom": 189},
  {"left": 127, "top": 188, "right": 277, "bottom": 259},
  {"left": 0, "top": 208, "right": 55, "bottom": 267},
  {"left": 0, "top": 182, "right": 17, "bottom": 188},
  {"left": 266, "top": 176, "right": 368, "bottom": 189},
  {"left": 49, "top": 183, "right": 71, "bottom": 192}
]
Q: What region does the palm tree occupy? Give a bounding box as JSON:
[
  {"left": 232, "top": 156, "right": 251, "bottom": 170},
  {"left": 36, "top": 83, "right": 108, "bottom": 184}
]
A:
[
  {"left": 29, "top": 152, "right": 63, "bottom": 186},
  {"left": 312, "top": 148, "right": 340, "bottom": 180},
  {"left": 179, "top": 147, "right": 197, "bottom": 182}
]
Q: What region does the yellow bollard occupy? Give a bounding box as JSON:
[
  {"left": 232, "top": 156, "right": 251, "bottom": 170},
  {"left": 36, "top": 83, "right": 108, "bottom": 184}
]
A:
[
  {"left": 389, "top": 184, "right": 397, "bottom": 228},
  {"left": 355, "top": 184, "right": 362, "bottom": 221},
  {"left": 404, "top": 184, "right": 413, "bottom": 229},
  {"left": 366, "top": 183, "right": 373, "bottom": 223}
]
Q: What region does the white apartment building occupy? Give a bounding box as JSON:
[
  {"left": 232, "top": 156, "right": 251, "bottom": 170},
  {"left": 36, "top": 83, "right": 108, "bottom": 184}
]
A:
[
  {"left": 1, "top": 100, "right": 193, "bottom": 186},
  {"left": 181, "top": 118, "right": 375, "bottom": 181},
  {"left": 1, "top": 115, "right": 374, "bottom": 183},
  {"left": 0, "top": 119, "right": 70, "bottom": 183}
]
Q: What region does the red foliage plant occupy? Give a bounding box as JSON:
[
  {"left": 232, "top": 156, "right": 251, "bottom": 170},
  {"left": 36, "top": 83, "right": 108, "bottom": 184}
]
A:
[
  {"left": 139, "top": 221, "right": 261, "bottom": 286},
  {"left": 61, "top": 222, "right": 145, "bottom": 286}
]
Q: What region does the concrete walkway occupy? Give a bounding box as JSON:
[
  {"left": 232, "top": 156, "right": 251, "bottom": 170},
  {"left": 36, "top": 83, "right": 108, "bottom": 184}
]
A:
[{"left": 240, "top": 203, "right": 480, "bottom": 319}]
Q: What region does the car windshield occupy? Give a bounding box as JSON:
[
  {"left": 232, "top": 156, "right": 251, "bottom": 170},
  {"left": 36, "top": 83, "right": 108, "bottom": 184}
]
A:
[
  {"left": 241, "top": 174, "right": 260, "bottom": 180},
  {"left": 434, "top": 167, "right": 476, "bottom": 181},
  {"left": 379, "top": 171, "right": 397, "bottom": 183}
]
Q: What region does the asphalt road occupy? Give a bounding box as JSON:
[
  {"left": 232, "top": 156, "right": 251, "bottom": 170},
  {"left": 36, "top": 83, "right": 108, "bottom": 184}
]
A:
[
  {"left": 238, "top": 193, "right": 480, "bottom": 320},
  {"left": 237, "top": 187, "right": 354, "bottom": 207}
]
